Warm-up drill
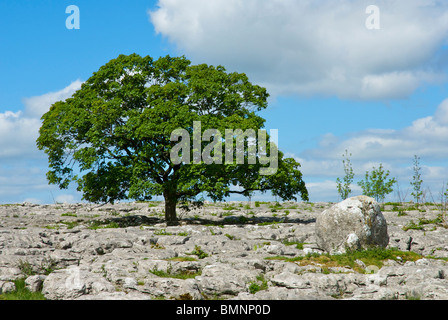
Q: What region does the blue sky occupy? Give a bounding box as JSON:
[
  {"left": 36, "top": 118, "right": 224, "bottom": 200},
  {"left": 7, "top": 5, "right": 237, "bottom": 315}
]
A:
[{"left": 1, "top": 0, "right": 448, "bottom": 204}]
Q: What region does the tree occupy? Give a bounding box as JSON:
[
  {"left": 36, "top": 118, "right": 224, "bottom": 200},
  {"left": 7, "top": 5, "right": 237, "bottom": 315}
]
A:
[
  {"left": 37, "top": 54, "right": 308, "bottom": 225},
  {"left": 336, "top": 150, "right": 354, "bottom": 200},
  {"left": 357, "top": 163, "right": 396, "bottom": 202},
  {"left": 410, "top": 155, "right": 423, "bottom": 206}
]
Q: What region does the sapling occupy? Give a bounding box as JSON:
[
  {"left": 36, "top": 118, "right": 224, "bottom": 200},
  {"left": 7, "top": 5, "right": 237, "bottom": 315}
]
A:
[
  {"left": 410, "top": 155, "right": 424, "bottom": 208},
  {"left": 336, "top": 150, "right": 355, "bottom": 200},
  {"left": 357, "top": 163, "right": 396, "bottom": 202}
]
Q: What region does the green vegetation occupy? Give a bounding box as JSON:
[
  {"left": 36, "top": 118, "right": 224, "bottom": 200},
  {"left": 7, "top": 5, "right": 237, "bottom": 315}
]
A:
[
  {"left": 36, "top": 53, "right": 308, "bottom": 226},
  {"left": 154, "top": 229, "right": 173, "bottom": 236},
  {"left": 61, "top": 212, "right": 77, "bottom": 217},
  {"left": 224, "top": 233, "right": 239, "bottom": 240},
  {"left": 88, "top": 220, "right": 120, "bottom": 230},
  {"left": 166, "top": 256, "right": 197, "bottom": 262},
  {"left": 410, "top": 155, "right": 424, "bottom": 207},
  {"left": 266, "top": 248, "right": 422, "bottom": 274},
  {"left": 186, "top": 245, "right": 209, "bottom": 259},
  {"left": 18, "top": 259, "right": 57, "bottom": 276},
  {"left": 248, "top": 274, "right": 268, "bottom": 294},
  {"left": 0, "top": 279, "right": 46, "bottom": 300},
  {"left": 223, "top": 204, "right": 238, "bottom": 211},
  {"left": 149, "top": 265, "right": 201, "bottom": 280},
  {"left": 336, "top": 150, "right": 355, "bottom": 200},
  {"left": 282, "top": 241, "right": 305, "bottom": 250},
  {"left": 358, "top": 163, "right": 397, "bottom": 202},
  {"left": 402, "top": 214, "right": 448, "bottom": 231}
]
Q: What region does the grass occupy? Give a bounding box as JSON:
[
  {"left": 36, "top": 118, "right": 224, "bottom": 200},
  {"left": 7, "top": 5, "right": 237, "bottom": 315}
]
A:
[
  {"left": 266, "top": 248, "right": 423, "bottom": 273},
  {"left": 154, "top": 229, "right": 173, "bottom": 236},
  {"left": 248, "top": 274, "right": 268, "bottom": 294},
  {"left": 224, "top": 233, "right": 239, "bottom": 240},
  {"left": 223, "top": 204, "right": 238, "bottom": 211},
  {"left": 402, "top": 214, "right": 448, "bottom": 231},
  {"left": 88, "top": 220, "right": 120, "bottom": 230},
  {"left": 166, "top": 256, "right": 197, "bottom": 262},
  {"left": 149, "top": 264, "right": 201, "bottom": 280},
  {"left": 0, "top": 279, "right": 46, "bottom": 300},
  {"left": 186, "top": 245, "right": 209, "bottom": 259},
  {"left": 402, "top": 220, "right": 425, "bottom": 231},
  {"left": 61, "top": 212, "right": 77, "bottom": 217},
  {"left": 282, "top": 240, "right": 305, "bottom": 250},
  {"left": 17, "top": 258, "right": 57, "bottom": 276},
  {"left": 61, "top": 220, "right": 81, "bottom": 229},
  {"left": 257, "top": 221, "right": 281, "bottom": 226}
]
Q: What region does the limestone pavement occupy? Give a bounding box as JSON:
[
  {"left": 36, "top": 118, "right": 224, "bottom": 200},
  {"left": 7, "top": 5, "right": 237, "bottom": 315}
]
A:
[{"left": 0, "top": 201, "right": 447, "bottom": 300}]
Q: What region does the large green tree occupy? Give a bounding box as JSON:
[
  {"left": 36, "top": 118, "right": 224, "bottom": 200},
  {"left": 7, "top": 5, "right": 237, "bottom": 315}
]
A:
[{"left": 37, "top": 54, "right": 308, "bottom": 225}]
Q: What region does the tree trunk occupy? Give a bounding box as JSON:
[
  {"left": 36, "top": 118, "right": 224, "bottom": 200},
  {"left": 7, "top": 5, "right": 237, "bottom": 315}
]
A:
[{"left": 164, "top": 193, "right": 178, "bottom": 226}]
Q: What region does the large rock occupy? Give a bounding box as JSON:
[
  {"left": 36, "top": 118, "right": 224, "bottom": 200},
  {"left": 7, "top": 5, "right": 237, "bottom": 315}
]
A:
[
  {"left": 315, "top": 196, "right": 389, "bottom": 253},
  {"left": 42, "top": 266, "right": 115, "bottom": 300}
]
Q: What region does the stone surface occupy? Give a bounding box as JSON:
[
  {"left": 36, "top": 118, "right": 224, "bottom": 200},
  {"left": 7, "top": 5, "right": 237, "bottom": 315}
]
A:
[
  {"left": 42, "top": 266, "right": 115, "bottom": 300},
  {"left": 0, "top": 201, "right": 447, "bottom": 300},
  {"left": 315, "top": 196, "right": 389, "bottom": 253},
  {"left": 25, "top": 275, "right": 47, "bottom": 292}
]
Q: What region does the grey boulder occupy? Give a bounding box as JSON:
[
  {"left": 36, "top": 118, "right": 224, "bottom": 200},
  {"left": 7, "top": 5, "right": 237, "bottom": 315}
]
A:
[{"left": 315, "top": 196, "right": 389, "bottom": 254}]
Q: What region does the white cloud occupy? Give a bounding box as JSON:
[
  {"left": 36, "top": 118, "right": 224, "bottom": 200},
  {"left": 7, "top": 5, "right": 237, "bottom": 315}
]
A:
[
  {"left": 0, "top": 81, "right": 83, "bottom": 203},
  {"left": 54, "top": 194, "right": 76, "bottom": 204},
  {"left": 0, "top": 111, "right": 41, "bottom": 158},
  {"left": 0, "top": 80, "right": 82, "bottom": 160},
  {"left": 293, "top": 98, "right": 448, "bottom": 201},
  {"left": 301, "top": 98, "right": 448, "bottom": 162},
  {"left": 149, "top": 0, "right": 448, "bottom": 100},
  {"left": 22, "top": 80, "right": 83, "bottom": 118}
]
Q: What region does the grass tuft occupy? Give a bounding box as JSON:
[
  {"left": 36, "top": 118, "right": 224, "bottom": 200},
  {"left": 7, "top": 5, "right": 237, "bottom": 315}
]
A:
[
  {"left": 266, "top": 248, "right": 423, "bottom": 273},
  {"left": 0, "top": 279, "right": 46, "bottom": 300}
]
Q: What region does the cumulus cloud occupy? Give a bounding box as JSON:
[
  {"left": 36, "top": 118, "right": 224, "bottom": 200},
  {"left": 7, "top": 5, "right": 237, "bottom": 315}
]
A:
[
  {"left": 291, "top": 98, "right": 448, "bottom": 201},
  {"left": 298, "top": 98, "right": 448, "bottom": 163},
  {"left": 149, "top": 0, "right": 448, "bottom": 100},
  {"left": 0, "top": 80, "right": 82, "bottom": 160},
  {"left": 0, "top": 111, "right": 41, "bottom": 158},
  {"left": 0, "top": 80, "right": 82, "bottom": 203},
  {"left": 22, "top": 80, "right": 83, "bottom": 118}
]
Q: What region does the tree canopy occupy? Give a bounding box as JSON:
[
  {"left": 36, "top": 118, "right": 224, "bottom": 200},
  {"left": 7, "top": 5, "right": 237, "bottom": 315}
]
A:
[{"left": 37, "top": 53, "right": 308, "bottom": 225}]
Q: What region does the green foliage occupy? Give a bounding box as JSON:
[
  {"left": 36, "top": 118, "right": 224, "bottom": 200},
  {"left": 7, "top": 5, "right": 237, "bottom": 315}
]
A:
[
  {"left": 357, "top": 163, "right": 397, "bottom": 202},
  {"left": 336, "top": 150, "right": 355, "bottom": 200},
  {"left": 149, "top": 264, "right": 201, "bottom": 279},
  {"left": 224, "top": 233, "right": 238, "bottom": 240},
  {"left": 187, "top": 245, "right": 209, "bottom": 259},
  {"left": 17, "top": 259, "right": 57, "bottom": 276},
  {"left": 154, "top": 229, "right": 173, "bottom": 236},
  {"left": 266, "top": 248, "right": 422, "bottom": 273},
  {"left": 61, "top": 212, "right": 77, "bottom": 217},
  {"left": 87, "top": 220, "right": 120, "bottom": 230},
  {"left": 222, "top": 204, "right": 238, "bottom": 211},
  {"left": 36, "top": 53, "right": 308, "bottom": 225},
  {"left": 0, "top": 279, "right": 46, "bottom": 300},
  {"left": 248, "top": 275, "right": 268, "bottom": 294},
  {"left": 402, "top": 215, "right": 447, "bottom": 231},
  {"left": 282, "top": 240, "right": 304, "bottom": 250},
  {"left": 410, "top": 155, "right": 423, "bottom": 206}
]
